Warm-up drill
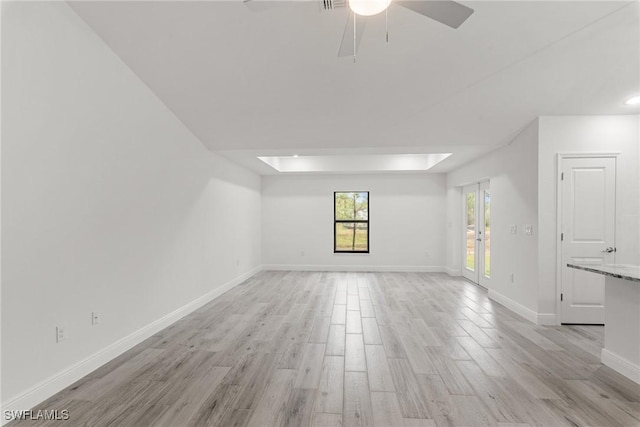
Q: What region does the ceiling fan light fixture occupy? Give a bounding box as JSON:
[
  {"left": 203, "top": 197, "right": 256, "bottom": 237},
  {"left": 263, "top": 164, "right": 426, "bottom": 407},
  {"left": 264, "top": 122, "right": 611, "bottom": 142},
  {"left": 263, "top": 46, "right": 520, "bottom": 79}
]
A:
[{"left": 349, "top": 0, "right": 391, "bottom": 16}]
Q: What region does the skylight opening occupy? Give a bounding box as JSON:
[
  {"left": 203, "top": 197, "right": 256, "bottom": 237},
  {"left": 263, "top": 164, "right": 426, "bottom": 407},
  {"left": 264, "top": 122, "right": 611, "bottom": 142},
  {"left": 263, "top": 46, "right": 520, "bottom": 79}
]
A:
[{"left": 257, "top": 153, "right": 452, "bottom": 173}]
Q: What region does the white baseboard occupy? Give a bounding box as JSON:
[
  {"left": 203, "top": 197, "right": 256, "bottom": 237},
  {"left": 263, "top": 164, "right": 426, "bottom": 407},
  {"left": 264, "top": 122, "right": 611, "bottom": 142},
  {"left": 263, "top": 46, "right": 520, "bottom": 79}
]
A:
[
  {"left": 488, "top": 289, "right": 538, "bottom": 324},
  {"left": 262, "top": 264, "right": 446, "bottom": 273},
  {"left": 536, "top": 313, "right": 558, "bottom": 326},
  {"left": 0, "top": 265, "right": 263, "bottom": 422},
  {"left": 601, "top": 348, "right": 640, "bottom": 384},
  {"left": 488, "top": 289, "right": 558, "bottom": 325},
  {"left": 445, "top": 267, "right": 461, "bottom": 276}
]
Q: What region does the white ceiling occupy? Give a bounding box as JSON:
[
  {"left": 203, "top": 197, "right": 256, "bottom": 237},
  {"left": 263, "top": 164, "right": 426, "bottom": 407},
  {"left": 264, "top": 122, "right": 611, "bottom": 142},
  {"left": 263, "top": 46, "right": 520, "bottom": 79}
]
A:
[{"left": 68, "top": 0, "right": 640, "bottom": 174}]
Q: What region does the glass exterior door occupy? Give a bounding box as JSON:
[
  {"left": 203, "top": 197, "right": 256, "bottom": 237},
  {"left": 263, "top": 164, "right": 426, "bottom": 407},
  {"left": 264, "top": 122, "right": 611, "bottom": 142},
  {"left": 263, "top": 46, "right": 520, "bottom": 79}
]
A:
[
  {"left": 479, "top": 182, "right": 490, "bottom": 288},
  {"left": 462, "top": 182, "right": 490, "bottom": 288},
  {"left": 462, "top": 184, "right": 478, "bottom": 283}
]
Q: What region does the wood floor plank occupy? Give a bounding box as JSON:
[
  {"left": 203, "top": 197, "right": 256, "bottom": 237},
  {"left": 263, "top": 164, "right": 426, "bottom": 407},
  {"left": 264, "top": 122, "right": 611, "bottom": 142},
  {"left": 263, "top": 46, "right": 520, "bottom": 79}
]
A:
[
  {"left": 315, "top": 356, "right": 345, "bottom": 414},
  {"left": 216, "top": 408, "right": 252, "bottom": 427},
  {"left": 403, "top": 418, "right": 436, "bottom": 427},
  {"left": 344, "top": 371, "right": 373, "bottom": 427},
  {"left": 312, "top": 412, "right": 343, "bottom": 427},
  {"left": 347, "top": 294, "right": 361, "bottom": 311},
  {"left": 346, "top": 310, "right": 363, "bottom": 334},
  {"left": 326, "top": 324, "right": 346, "bottom": 356},
  {"left": 335, "top": 290, "right": 348, "bottom": 305},
  {"left": 563, "top": 379, "right": 640, "bottom": 426},
  {"left": 485, "top": 347, "right": 561, "bottom": 400},
  {"left": 280, "top": 388, "right": 317, "bottom": 426},
  {"left": 246, "top": 369, "right": 296, "bottom": 427},
  {"left": 378, "top": 324, "right": 407, "bottom": 358},
  {"left": 345, "top": 334, "right": 367, "bottom": 372},
  {"left": 19, "top": 271, "right": 638, "bottom": 427},
  {"left": 151, "top": 367, "right": 231, "bottom": 426},
  {"left": 409, "top": 318, "right": 443, "bottom": 348},
  {"left": 359, "top": 299, "right": 375, "bottom": 318},
  {"left": 364, "top": 345, "right": 395, "bottom": 392},
  {"left": 457, "top": 318, "right": 500, "bottom": 348},
  {"left": 361, "top": 317, "right": 382, "bottom": 345},
  {"left": 370, "top": 392, "right": 404, "bottom": 427},
  {"left": 387, "top": 358, "right": 431, "bottom": 419},
  {"left": 295, "top": 343, "right": 327, "bottom": 389},
  {"left": 309, "top": 315, "right": 332, "bottom": 344},
  {"left": 503, "top": 320, "right": 564, "bottom": 351},
  {"left": 456, "top": 360, "right": 566, "bottom": 426},
  {"left": 73, "top": 348, "right": 164, "bottom": 401},
  {"left": 449, "top": 394, "right": 496, "bottom": 426},
  {"left": 424, "top": 346, "right": 474, "bottom": 396},
  {"left": 331, "top": 304, "right": 347, "bottom": 325},
  {"left": 232, "top": 352, "right": 278, "bottom": 409},
  {"left": 398, "top": 333, "right": 436, "bottom": 375},
  {"left": 372, "top": 304, "right": 393, "bottom": 326},
  {"left": 456, "top": 336, "right": 507, "bottom": 377},
  {"left": 182, "top": 382, "right": 242, "bottom": 426}
]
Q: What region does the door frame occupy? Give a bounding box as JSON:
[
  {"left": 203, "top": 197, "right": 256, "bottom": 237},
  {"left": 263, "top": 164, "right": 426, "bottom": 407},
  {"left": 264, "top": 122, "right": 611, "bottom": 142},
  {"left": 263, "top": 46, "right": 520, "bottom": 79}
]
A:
[
  {"left": 461, "top": 181, "right": 490, "bottom": 288},
  {"left": 555, "top": 152, "right": 619, "bottom": 324}
]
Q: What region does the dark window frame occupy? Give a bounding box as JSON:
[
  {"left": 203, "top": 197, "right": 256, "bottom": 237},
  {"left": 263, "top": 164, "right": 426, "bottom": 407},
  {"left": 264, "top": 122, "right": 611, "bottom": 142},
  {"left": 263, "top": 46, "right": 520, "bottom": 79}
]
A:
[{"left": 334, "top": 191, "right": 370, "bottom": 254}]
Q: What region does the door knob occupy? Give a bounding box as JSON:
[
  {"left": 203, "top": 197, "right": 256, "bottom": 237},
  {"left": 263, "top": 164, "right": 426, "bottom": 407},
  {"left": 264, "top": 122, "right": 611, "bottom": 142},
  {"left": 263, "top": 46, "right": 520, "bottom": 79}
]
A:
[
  {"left": 476, "top": 238, "right": 482, "bottom": 242},
  {"left": 601, "top": 247, "right": 616, "bottom": 253}
]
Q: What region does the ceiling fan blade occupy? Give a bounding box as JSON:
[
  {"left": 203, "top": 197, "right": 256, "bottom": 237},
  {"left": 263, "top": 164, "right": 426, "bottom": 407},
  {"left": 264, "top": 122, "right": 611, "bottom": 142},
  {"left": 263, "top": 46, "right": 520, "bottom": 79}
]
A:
[
  {"left": 338, "top": 12, "right": 368, "bottom": 57},
  {"left": 394, "top": 0, "right": 473, "bottom": 29}
]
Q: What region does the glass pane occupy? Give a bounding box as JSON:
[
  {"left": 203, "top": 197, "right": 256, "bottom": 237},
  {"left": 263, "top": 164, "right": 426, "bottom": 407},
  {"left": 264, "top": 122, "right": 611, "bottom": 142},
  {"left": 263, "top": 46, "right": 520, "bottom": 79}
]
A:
[
  {"left": 484, "top": 190, "right": 491, "bottom": 278},
  {"left": 335, "top": 222, "right": 368, "bottom": 252},
  {"left": 466, "top": 192, "right": 475, "bottom": 271},
  {"left": 335, "top": 192, "right": 368, "bottom": 221}
]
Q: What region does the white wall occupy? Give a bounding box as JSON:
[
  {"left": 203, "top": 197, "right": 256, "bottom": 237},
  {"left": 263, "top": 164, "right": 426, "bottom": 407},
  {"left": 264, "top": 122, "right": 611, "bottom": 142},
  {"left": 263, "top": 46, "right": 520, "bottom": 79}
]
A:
[
  {"left": 446, "top": 115, "right": 640, "bottom": 325},
  {"left": 538, "top": 115, "right": 640, "bottom": 315},
  {"left": 1, "top": 1, "right": 261, "bottom": 408},
  {"left": 446, "top": 121, "right": 540, "bottom": 319},
  {"left": 262, "top": 174, "right": 446, "bottom": 271}
]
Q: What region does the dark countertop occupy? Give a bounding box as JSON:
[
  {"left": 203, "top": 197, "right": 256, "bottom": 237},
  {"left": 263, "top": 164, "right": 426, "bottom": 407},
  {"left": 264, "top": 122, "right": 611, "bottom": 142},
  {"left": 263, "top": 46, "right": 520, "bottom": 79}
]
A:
[{"left": 567, "top": 263, "right": 640, "bottom": 283}]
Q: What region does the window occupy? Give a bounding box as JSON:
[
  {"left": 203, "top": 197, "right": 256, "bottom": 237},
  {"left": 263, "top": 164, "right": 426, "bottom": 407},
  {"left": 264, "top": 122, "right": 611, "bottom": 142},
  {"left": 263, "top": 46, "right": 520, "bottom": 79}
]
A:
[{"left": 334, "top": 192, "right": 369, "bottom": 253}]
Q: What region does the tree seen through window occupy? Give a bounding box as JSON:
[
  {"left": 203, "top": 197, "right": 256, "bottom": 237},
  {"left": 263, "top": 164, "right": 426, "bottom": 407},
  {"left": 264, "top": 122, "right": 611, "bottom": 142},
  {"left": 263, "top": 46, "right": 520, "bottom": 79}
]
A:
[{"left": 334, "top": 192, "right": 369, "bottom": 253}]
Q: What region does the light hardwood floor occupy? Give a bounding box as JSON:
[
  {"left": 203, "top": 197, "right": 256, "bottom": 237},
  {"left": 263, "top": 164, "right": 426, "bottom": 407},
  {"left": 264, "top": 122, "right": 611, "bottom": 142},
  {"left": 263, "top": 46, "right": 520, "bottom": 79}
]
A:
[{"left": 12, "top": 271, "right": 640, "bottom": 426}]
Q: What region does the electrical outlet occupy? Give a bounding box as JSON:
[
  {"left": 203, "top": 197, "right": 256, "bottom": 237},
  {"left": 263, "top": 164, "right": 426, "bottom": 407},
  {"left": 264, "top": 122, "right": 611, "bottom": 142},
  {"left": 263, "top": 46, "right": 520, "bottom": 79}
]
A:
[
  {"left": 510, "top": 225, "right": 517, "bottom": 234},
  {"left": 56, "top": 326, "right": 66, "bottom": 343},
  {"left": 91, "top": 312, "right": 100, "bottom": 326},
  {"left": 524, "top": 225, "right": 533, "bottom": 236}
]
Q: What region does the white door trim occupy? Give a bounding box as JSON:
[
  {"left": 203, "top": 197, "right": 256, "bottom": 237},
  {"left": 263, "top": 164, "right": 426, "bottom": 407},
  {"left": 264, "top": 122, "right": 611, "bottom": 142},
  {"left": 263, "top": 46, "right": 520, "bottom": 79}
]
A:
[{"left": 555, "top": 152, "right": 619, "bottom": 324}]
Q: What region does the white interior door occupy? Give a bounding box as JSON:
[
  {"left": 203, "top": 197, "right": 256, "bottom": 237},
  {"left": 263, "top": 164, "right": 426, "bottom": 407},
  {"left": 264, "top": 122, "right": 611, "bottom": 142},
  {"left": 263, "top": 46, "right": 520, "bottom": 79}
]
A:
[
  {"left": 462, "top": 182, "right": 491, "bottom": 287},
  {"left": 560, "top": 156, "right": 616, "bottom": 324}
]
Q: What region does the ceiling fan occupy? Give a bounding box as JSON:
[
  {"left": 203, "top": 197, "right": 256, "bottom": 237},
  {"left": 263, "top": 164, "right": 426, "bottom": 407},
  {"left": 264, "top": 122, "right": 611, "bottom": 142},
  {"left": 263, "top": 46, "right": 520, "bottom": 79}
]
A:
[{"left": 244, "top": 0, "right": 474, "bottom": 59}]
